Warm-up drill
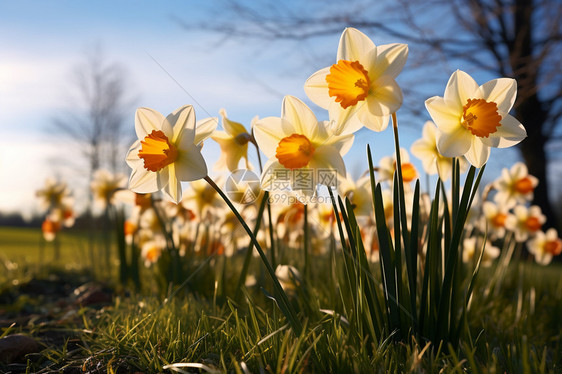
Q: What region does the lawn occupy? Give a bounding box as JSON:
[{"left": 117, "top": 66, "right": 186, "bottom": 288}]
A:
[
  {"left": 0, "top": 226, "right": 91, "bottom": 266},
  {"left": 1, "top": 223, "right": 561, "bottom": 373}
]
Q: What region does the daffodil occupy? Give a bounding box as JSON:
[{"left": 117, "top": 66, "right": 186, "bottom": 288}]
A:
[
  {"left": 42, "top": 218, "right": 61, "bottom": 242},
  {"left": 181, "top": 178, "right": 223, "bottom": 218},
  {"left": 492, "top": 162, "right": 538, "bottom": 209},
  {"left": 254, "top": 95, "right": 354, "bottom": 201},
  {"left": 462, "top": 236, "right": 500, "bottom": 267},
  {"left": 36, "top": 178, "right": 73, "bottom": 212},
  {"left": 90, "top": 169, "right": 128, "bottom": 209},
  {"left": 378, "top": 148, "right": 417, "bottom": 186},
  {"left": 505, "top": 204, "right": 545, "bottom": 242},
  {"left": 425, "top": 70, "right": 527, "bottom": 167},
  {"left": 527, "top": 228, "right": 562, "bottom": 265},
  {"left": 275, "top": 265, "right": 302, "bottom": 294},
  {"left": 481, "top": 201, "right": 513, "bottom": 239},
  {"left": 126, "top": 105, "right": 217, "bottom": 203},
  {"left": 141, "top": 236, "right": 166, "bottom": 267},
  {"left": 211, "top": 109, "right": 253, "bottom": 172},
  {"left": 338, "top": 174, "right": 373, "bottom": 217},
  {"left": 304, "top": 28, "right": 408, "bottom": 135},
  {"left": 411, "top": 121, "right": 468, "bottom": 181}
]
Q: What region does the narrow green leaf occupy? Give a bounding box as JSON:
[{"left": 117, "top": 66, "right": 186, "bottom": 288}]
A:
[
  {"left": 373, "top": 183, "right": 400, "bottom": 333},
  {"left": 406, "top": 180, "right": 420, "bottom": 335}
]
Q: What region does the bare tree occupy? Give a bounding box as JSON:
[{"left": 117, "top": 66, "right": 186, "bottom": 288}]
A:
[
  {"left": 52, "top": 46, "right": 134, "bottom": 200},
  {"left": 50, "top": 46, "right": 135, "bottom": 268},
  {"left": 182, "top": 0, "right": 561, "bottom": 228}
]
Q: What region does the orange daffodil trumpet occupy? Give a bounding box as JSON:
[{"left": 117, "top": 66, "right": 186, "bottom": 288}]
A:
[
  {"left": 254, "top": 95, "right": 354, "bottom": 201},
  {"left": 304, "top": 28, "right": 408, "bottom": 135},
  {"left": 126, "top": 105, "right": 217, "bottom": 204},
  {"left": 425, "top": 70, "right": 527, "bottom": 168}
]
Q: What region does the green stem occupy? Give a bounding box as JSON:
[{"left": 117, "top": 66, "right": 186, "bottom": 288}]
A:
[
  {"left": 205, "top": 176, "right": 302, "bottom": 334},
  {"left": 252, "top": 136, "right": 276, "bottom": 268},
  {"left": 304, "top": 203, "right": 310, "bottom": 281}
]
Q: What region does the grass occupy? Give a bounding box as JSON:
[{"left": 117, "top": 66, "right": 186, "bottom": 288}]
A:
[
  {"left": 0, "top": 226, "right": 91, "bottom": 266},
  {"left": 1, "top": 224, "right": 561, "bottom": 373}
]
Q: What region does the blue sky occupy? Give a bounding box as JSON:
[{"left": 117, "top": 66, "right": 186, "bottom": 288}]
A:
[{"left": 0, "top": 0, "right": 526, "bottom": 216}]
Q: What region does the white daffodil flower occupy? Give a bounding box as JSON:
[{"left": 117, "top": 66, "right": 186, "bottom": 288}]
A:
[
  {"left": 527, "top": 228, "right": 562, "bottom": 265},
  {"left": 90, "top": 169, "right": 128, "bottom": 209},
  {"left": 211, "top": 109, "right": 253, "bottom": 172},
  {"left": 493, "top": 162, "right": 538, "bottom": 209},
  {"left": 338, "top": 174, "right": 373, "bottom": 217},
  {"left": 253, "top": 95, "right": 354, "bottom": 202},
  {"left": 126, "top": 105, "right": 217, "bottom": 204},
  {"left": 378, "top": 148, "right": 417, "bottom": 186},
  {"left": 304, "top": 27, "right": 408, "bottom": 135},
  {"left": 425, "top": 70, "right": 527, "bottom": 167},
  {"left": 411, "top": 121, "right": 468, "bottom": 181},
  {"left": 481, "top": 201, "right": 514, "bottom": 240},
  {"left": 505, "top": 204, "right": 545, "bottom": 242},
  {"left": 462, "top": 237, "right": 500, "bottom": 267}
]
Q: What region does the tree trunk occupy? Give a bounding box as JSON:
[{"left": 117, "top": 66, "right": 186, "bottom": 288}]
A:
[
  {"left": 511, "top": 0, "right": 558, "bottom": 229},
  {"left": 517, "top": 99, "right": 558, "bottom": 229}
]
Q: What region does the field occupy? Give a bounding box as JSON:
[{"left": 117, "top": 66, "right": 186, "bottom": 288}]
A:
[{"left": 1, "top": 225, "right": 561, "bottom": 373}]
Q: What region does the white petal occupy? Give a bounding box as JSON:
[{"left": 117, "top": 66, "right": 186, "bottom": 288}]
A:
[
  {"left": 443, "top": 70, "right": 479, "bottom": 110},
  {"left": 359, "top": 111, "right": 390, "bottom": 132},
  {"left": 253, "top": 117, "right": 293, "bottom": 158},
  {"left": 128, "top": 167, "right": 158, "bottom": 194},
  {"left": 480, "top": 112, "right": 526, "bottom": 148},
  {"left": 482, "top": 201, "right": 497, "bottom": 217},
  {"left": 366, "top": 76, "right": 403, "bottom": 116},
  {"left": 125, "top": 140, "right": 142, "bottom": 166},
  {"left": 168, "top": 105, "right": 195, "bottom": 143},
  {"left": 260, "top": 159, "right": 286, "bottom": 191},
  {"left": 162, "top": 163, "right": 182, "bottom": 203},
  {"left": 220, "top": 108, "right": 248, "bottom": 137},
  {"left": 422, "top": 121, "right": 438, "bottom": 141},
  {"left": 281, "top": 95, "right": 318, "bottom": 138},
  {"left": 425, "top": 96, "right": 462, "bottom": 133},
  {"left": 493, "top": 190, "right": 512, "bottom": 207},
  {"left": 194, "top": 117, "right": 219, "bottom": 145},
  {"left": 370, "top": 43, "right": 408, "bottom": 79},
  {"left": 327, "top": 133, "right": 355, "bottom": 156},
  {"left": 464, "top": 137, "right": 490, "bottom": 168},
  {"left": 479, "top": 78, "right": 517, "bottom": 113},
  {"left": 436, "top": 158, "right": 453, "bottom": 181},
  {"left": 303, "top": 67, "right": 331, "bottom": 109},
  {"left": 156, "top": 166, "right": 169, "bottom": 191},
  {"left": 437, "top": 126, "right": 472, "bottom": 157},
  {"left": 175, "top": 142, "right": 208, "bottom": 181},
  {"left": 511, "top": 162, "right": 528, "bottom": 180},
  {"left": 135, "top": 107, "right": 167, "bottom": 139},
  {"left": 328, "top": 103, "right": 362, "bottom": 135},
  {"left": 125, "top": 141, "right": 160, "bottom": 194},
  {"left": 337, "top": 28, "right": 376, "bottom": 66},
  {"left": 309, "top": 145, "right": 346, "bottom": 178},
  {"left": 411, "top": 140, "right": 438, "bottom": 174}
]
